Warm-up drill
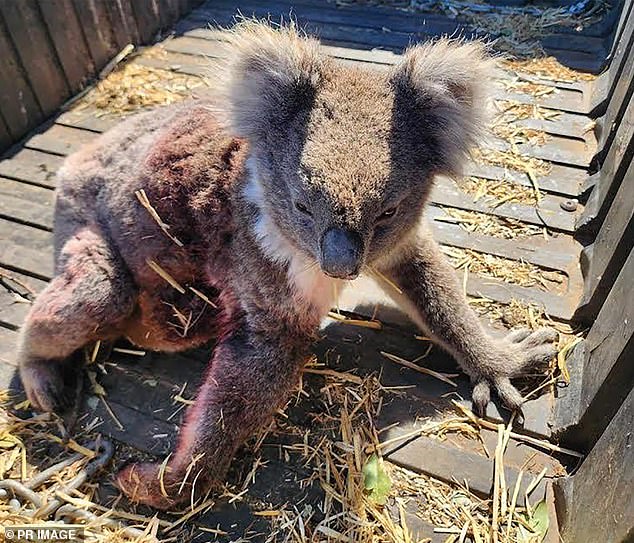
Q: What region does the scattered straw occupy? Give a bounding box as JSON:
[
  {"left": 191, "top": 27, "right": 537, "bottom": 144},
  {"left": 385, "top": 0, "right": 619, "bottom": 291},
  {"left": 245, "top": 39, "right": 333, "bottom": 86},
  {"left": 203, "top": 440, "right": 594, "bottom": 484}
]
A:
[
  {"left": 327, "top": 311, "right": 382, "bottom": 330},
  {"left": 74, "top": 62, "right": 206, "bottom": 117},
  {"left": 438, "top": 208, "right": 543, "bottom": 239},
  {"left": 441, "top": 246, "right": 565, "bottom": 291},
  {"left": 501, "top": 57, "right": 596, "bottom": 83},
  {"left": 135, "top": 189, "right": 184, "bottom": 248},
  {"left": 456, "top": 176, "right": 538, "bottom": 207},
  {"left": 381, "top": 351, "right": 458, "bottom": 387},
  {"left": 472, "top": 147, "right": 552, "bottom": 178},
  {"left": 146, "top": 259, "right": 185, "bottom": 294}
]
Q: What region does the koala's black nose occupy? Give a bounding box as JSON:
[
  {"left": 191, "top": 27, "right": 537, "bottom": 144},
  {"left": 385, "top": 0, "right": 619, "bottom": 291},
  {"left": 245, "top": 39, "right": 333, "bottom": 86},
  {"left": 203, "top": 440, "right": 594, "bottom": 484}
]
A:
[{"left": 320, "top": 227, "right": 363, "bottom": 279}]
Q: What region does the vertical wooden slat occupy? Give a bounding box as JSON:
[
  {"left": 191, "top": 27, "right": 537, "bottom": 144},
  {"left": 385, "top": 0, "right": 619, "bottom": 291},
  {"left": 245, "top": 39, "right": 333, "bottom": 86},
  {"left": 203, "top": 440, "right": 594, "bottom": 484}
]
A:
[
  {"left": 38, "top": 0, "right": 95, "bottom": 93},
  {"left": 578, "top": 95, "right": 634, "bottom": 235},
  {"left": 104, "top": 0, "right": 140, "bottom": 49},
  {"left": 0, "top": 0, "right": 70, "bottom": 116},
  {"left": 0, "top": 113, "right": 12, "bottom": 151},
  {"left": 577, "top": 157, "right": 634, "bottom": 320},
  {"left": 158, "top": 0, "right": 180, "bottom": 29},
  {"left": 0, "top": 11, "right": 43, "bottom": 142},
  {"left": 598, "top": 8, "right": 634, "bottom": 150},
  {"left": 178, "top": 0, "right": 190, "bottom": 16},
  {"left": 556, "top": 387, "right": 633, "bottom": 543},
  {"left": 72, "top": 0, "right": 118, "bottom": 70},
  {"left": 130, "top": 0, "right": 161, "bottom": 43}
]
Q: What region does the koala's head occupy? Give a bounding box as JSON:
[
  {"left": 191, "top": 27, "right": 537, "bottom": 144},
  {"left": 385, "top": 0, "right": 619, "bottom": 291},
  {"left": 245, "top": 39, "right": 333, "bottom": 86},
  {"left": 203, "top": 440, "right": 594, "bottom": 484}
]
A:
[{"left": 217, "top": 21, "right": 494, "bottom": 279}]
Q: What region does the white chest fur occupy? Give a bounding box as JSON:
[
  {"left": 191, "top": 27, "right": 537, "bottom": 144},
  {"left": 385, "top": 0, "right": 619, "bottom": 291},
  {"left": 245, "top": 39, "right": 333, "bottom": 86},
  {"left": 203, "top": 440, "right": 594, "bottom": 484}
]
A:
[{"left": 243, "top": 161, "right": 343, "bottom": 316}]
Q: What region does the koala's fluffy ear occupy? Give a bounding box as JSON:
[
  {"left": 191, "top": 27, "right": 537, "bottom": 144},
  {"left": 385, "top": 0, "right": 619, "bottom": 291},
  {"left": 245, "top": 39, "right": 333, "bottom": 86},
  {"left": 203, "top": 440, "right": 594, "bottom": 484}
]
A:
[
  {"left": 214, "top": 20, "right": 324, "bottom": 141},
  {"left": 390, "top": 38, "right": 495, "bottom": 175}
]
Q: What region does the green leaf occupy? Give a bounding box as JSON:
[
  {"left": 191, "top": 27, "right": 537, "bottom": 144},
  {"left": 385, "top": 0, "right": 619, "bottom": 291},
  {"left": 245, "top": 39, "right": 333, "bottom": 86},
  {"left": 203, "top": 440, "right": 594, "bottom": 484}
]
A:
[
  {"left": 362, "top": 454, "right": 391, "bottom": 505},
  {"left": 518, "top": 499, "right": 550, "bottom": 542},
  {"left": 531, "top": 499, "right": 550, "bottom": 542}
]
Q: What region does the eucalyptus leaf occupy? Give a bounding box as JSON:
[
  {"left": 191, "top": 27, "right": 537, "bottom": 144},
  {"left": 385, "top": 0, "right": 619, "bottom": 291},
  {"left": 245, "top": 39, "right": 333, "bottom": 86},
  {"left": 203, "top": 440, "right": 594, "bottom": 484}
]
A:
[
  {"left": 518, "top": 499, "right": 550, "bottom": 542},
  {"left": 362, "top": 454, "right": 391, "bottom": 505}
]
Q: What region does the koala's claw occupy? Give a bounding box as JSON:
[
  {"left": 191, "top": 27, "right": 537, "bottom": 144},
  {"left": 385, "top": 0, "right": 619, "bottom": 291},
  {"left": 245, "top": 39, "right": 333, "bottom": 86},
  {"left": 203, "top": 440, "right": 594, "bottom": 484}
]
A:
[
  {"left": 471, "top": 327, "right": 558, "bottom": 416},
  {"left": 115, "top": 462, "right": 178, "bottom": 510},
  {"left": 20, "top": 359, "right": 82, "bottom": 415},
  {"left": 116, "top": 461, "right": 221, "bottom": 510}
]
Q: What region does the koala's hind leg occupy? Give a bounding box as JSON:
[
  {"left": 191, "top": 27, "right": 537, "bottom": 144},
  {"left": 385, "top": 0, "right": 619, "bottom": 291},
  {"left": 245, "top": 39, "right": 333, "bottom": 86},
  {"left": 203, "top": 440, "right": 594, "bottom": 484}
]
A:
[
  {"left": 115, "top": 326, "right": 309, "bottom": 509},
  {"left": 19, "top": 225, "right": 136, "bottom": 413}
]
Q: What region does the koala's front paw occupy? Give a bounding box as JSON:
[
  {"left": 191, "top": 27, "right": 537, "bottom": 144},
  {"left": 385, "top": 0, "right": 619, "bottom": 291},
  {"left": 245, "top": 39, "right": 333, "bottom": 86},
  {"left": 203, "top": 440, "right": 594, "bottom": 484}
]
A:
[
  {"left": 19, "top": 358, "right": 82, "bottom": 414},
  {"left": 471, "top": 327, "right": 558, "bottom": 415}
]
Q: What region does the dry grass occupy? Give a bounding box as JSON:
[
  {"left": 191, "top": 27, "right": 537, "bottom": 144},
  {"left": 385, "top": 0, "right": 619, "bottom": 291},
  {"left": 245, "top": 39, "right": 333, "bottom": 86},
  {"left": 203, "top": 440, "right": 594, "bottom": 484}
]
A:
[
  {"left": 0, "top": 404, "right": 161, "bottom": 542},
  {"left": 468, "top": 296, "right": 576, "bottom": 337},
  {"left": 437, "top": 208, "right": 544, "bottom": 239},
  {"left": 494, "top": 100, "right": 560, "bottom": 123},
  {"left": 471, "top": 147, "right": 552, "bottom": 181},
  {"left": 441, "top": 246, "right": 566, "bottom": 291},
  {"left": 74, "top": 62, "right": 206, "bottom": 117},
  {"left": 260, "top": 360, "right": 578, "bottom": 541},
  {"left": 456, "top": 176, "right": 538, "bottom": 207},
  {"left": 501, "top": 57, "right": 596, "bottom": 83}
]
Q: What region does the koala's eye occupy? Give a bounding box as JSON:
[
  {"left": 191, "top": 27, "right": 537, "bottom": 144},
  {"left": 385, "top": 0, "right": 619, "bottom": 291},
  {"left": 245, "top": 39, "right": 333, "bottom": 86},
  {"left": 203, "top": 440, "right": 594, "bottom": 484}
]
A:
[
  {"left": 295, "top": 201, "right": 313, "bottom": 217},
  {"left": 377, "top": 206, "right": 398, "bottom": 222}
]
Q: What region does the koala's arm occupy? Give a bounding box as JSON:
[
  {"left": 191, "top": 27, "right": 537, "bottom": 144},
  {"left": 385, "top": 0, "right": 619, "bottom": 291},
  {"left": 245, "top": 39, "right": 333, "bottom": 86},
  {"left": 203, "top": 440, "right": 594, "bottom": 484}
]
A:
[
  {"left": 380, "top": 229, "right": 557, "bottom": 414},
  {"left": 115, "top": 324, "right": 309, "bottom": 509}
]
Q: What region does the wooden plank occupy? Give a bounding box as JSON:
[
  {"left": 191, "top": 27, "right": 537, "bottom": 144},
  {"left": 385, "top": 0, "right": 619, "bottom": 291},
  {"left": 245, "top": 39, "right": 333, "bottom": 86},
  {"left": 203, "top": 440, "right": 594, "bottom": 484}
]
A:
[
  {"left": 24, "top": 124, "right": 98, "bottom": 156},
  {"left": 0, "top": 289, "right": 30, "bottom": 330},
  {"left": 0, "top": 0, "right": 70, "bottom": 116},
  {"left": 430, "top": 177, "right": 579, "bottom": 233},
  {"left": 557, "top": 387, "right": 634, "bottom": 543},
  {"left": 578, "top": 96, "right": 634, "bottom": 233},
  {"left": 490, "top": 87, "right": 587, "bottom": 115},
  {"left": 426, "top": 206, "right": 580, "bottom": 273},
  {"left": 464, "top": 162, "right": 585, "bottom": 198},
  {"left": 72, "top": 0, "right": 118, "bottom": 70},
  {"left": 600, "top": 50, "right": 634, "bottom": 155},
  {"left": 183, "top": 2, "right": 604, "bottom": 71},
  {"left": 578, "top": 249, "right": 634, "bottom": 439},
  {"left": 189, "top": 0, "right": 467, "bottom": 38},
  {"left": 0, "top": 148, "right": 62, "bottom": 189},
  {"left": 487, "top": 134, "right": 595, "bottom": 169},
  {"left": 0, "top": 177, "right": 54, "bottom": 230},
  {"left": 0, "top": 237, "right": 53, "bottom": 282},
  {"left": 0, "top": 13, "right": 43, "bottom": 141},
  {"left": 0, "top": 113, "right": 11, "bottom": 150},
  {"left": 130, "top": 0, "right": 161, "bottom": 43},
  {"left": 0, "top": 326, "right": 20, "bottom": 365},
  {"left": 513, "top": 111, "right": 598, "bottom": 140},
  {"left": 192, "top": 0, "right": 607, "bottom": 57},
  {"left": 0, "top": 265, "right": 48, "bottom": 297},
  {"left": 103, "top": 0, "right": 140, "bottom": 49},
  {"left": 157, "top": 0, "right": 180, "bottom": 28},
  {"left": 577, "top": 157, "right": 634, "bottom": 320},
  {"left": 598, "top": 15, "right": 634, "bottom": 147},
  {"left": 38, "top": 0, "right": 95, "bottom": 93},
  {"left": 0, "top": 218, "right": 54, "bottom": 271}
]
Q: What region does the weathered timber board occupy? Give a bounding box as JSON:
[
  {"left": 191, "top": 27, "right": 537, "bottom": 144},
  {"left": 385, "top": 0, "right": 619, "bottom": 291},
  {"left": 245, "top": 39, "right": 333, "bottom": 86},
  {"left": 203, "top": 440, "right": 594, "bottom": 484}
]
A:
[
  {"left": 0, "top": 1, "right": 70, "bottom": 116},
  {"left": 0, "top": 177, "right": 55, "bottom": 230},
  {"left": 72, "top": 0, "right": 120, "bottom": 69},
  {"left": 38, "top": 0, "right": 96, "bottom": 93},
  {"left": 0, "top": 14, "right": 43, "bottom": 140},
  {"left": 0, "top": 148, "right": 62, "bottom": 189}
]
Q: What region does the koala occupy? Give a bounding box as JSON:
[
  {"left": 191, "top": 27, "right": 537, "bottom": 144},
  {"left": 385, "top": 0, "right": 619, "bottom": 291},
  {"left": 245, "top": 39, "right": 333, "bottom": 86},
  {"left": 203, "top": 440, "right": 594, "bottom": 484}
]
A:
[{"left": 17, "top": 21, "right": 557, "bottom": 509}]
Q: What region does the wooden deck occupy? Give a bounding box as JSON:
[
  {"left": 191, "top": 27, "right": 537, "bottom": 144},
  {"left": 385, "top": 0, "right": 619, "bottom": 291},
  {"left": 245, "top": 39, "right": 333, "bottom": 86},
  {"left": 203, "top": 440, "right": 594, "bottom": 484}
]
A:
[{"left": 0, "top": 0, "right": 614, "bottom": 539}]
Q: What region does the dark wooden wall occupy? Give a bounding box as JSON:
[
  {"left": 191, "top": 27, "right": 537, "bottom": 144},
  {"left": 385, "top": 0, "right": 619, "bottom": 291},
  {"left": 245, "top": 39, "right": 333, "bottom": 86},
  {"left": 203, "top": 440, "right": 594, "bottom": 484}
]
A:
[
  {"left": 554, "top": 1, "right": 634, "bottom": 540},
  {"left": 0, "top": 0, "right": 203, "bottom": 152}
]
